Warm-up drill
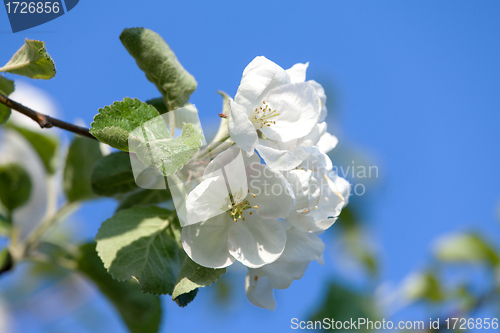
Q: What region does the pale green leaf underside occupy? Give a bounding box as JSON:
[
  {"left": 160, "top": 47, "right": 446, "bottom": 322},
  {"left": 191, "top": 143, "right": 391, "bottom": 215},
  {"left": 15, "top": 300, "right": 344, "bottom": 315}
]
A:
[
  {"left": 120, "top": 28, "right": 197, "bottom": 111},
  {"left": 172, "top": 256, "right": 225, "bottom": 302},
  {"left": 95, "top": 206, "right": 182, "bottom": 295},
  {"left": 0, "top": 39, "right": 56, "bottom": 79}
]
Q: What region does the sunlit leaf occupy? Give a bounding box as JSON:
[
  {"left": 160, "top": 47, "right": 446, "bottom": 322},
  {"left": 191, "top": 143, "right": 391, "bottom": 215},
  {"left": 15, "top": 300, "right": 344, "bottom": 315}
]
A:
[
  {"left": 434, "top": 233, "right": 499, "bottom": 266},
  {"left": 403, "top": 271, "right": 444, "bottom": 303},
  {"left": 95, "top": 206, "right": 183, "bottom": 295},
  {"left": 0, "top": 39, "right": 56, "bottom": 79},
  {"left": 90, "top": 97, "right": 161, "bottom": 151}
]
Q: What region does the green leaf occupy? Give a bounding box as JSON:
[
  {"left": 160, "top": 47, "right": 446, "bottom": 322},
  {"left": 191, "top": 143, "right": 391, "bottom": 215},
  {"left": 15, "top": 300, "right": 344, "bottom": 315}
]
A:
[
  {"left": 91, "top": 98, "right": 203, "bottom": 176},
  {"left": 132, "top": 122, "right": 203, "bottom": 176},
  {"left": 434, "top": 233, "right": 500, "bottom": 266},
  {"left": 6, "top": 124, "right": 59, "bottom": 174},
  {"left": 95, "top": 206, "right": 183, "bottom": 295},
  {"left": 146, "top": 97, "right": 168, "bottom": 115},
  {"left": 90, "top": 97, "right": 160, "bottom": 151},
  {"left": 404, "top": 271, "right": 444, "bottom": 303},
  {"left": 0, "top": 163, "right": 32, "bottom": 213},
  {"left": 116, "top": 188, "right": 171, "bottom": 212},
  {"left": 309, "top": 282, "right": 379, "bottom": 332},
  {"left": 0, "top": 39, "right": 56, "bottom": 79},
  {"left": 91, "top": 152, "right": 139, "bottom": 196},
  {"left": 120, "top": 28, "right": 197, "bottom": 111},
  {"left": 77, "top": 243, "right": 161, "bottom": 333},
  {"left": 0, "top": 248, "right": 14, "bottom": 275},
  {"left": 0, "top": 76, "right": 15, "bottom": 124},
  {"left": 64, "top": 136, "right": 103, "bottom": 202},
  {"left": 146, "top": 98, "right": 201, "bottom": 129},
  {"left": 172, "top": 256, "right": 225, "bottom": 306},
  {"left": 0, "top": 214, "right": 10, "bottom": 237}
]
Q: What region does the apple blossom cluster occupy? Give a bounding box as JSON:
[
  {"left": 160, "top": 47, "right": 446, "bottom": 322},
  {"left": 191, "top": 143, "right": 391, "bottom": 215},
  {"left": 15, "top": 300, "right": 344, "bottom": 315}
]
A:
[{"left": 179, "top": 57, "right": 350, "bottom": 310}]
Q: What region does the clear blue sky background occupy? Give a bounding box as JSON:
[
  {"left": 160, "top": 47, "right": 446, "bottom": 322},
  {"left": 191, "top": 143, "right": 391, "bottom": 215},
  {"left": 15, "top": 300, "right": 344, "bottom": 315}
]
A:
[{"left": 1, "top": 1, "right": 500, "bottom": 332}]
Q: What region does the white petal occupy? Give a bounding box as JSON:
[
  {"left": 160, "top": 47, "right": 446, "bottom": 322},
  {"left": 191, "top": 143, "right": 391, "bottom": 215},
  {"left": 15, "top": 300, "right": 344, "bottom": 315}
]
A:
[
  {"left": 308, "top": 80, "right": 327, "bottom": 122},
  {"left": 300, "top": 146, "right": 333, "bottom": 172},
  {"left": 204, "top": 146, "right": 259, "bottom": 177},
  {"left": 287, "top": 173, "right": 349, "bottom": 233},
  {"left": 286, "top": 62, "right": 309, "bottom": 83},
  {"left": 282, "top": 169, "right": 320, "bottom": 211},
  {"left": 245, "top": 271, "right": 276, "bottom": 310},
  {"left": 228, "top": 100, "right": 258, "bottom": 153},
  {"left": 328, "top": 172, "right": 351, "bottom": 206},
  {"left": 185, "top": 174, "right": 229, "bottom": 226},
  {"left": 297, "top": 122, "right": 327, "bottom": 148},
  {"left": 228, "top": 216, "right": 286, "bottom": 268},
  {"left": 287, "top": 211, "right": 337, "bottom": 233},
  {"left": 246, "top": 163, "right": 295, "bottom": 219},
  {"left": 260, "top": 82, "right": 320, "bottom": 142},
  {"left": 235, "top": 56, "right": 290, "bottom": 111},
  {"left": 279, "top": 227, "right": 325, "bottom": 263},
  {"left": 255, "top": 140, "right": 302, "bottom": 171},
  {"left": 317, "top": 132, "right": 338, "bottom": 154},
  {"left": 263, "top": 261, "right": 310, "bottom": 290},
  {"left": 181, "top": 213, "right": 236, "bottom": 269},
  {"left": 202, "top": 147, "right": 249, "bottom": 200},
  {"left": 259, "top": 227, "right": 324, "bottom": 289}
]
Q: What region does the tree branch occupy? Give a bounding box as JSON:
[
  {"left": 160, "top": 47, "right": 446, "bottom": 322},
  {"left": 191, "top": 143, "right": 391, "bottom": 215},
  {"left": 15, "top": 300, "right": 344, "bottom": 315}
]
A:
[{"left": 0, "top": 93, "right": 96, "bottom": 140}]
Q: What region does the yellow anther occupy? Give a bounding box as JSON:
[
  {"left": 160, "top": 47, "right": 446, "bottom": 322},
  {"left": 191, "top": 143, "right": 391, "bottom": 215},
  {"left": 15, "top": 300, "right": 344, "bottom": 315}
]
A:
[{"left": 254, "top": 205, "right": 258, "bottom": 209}]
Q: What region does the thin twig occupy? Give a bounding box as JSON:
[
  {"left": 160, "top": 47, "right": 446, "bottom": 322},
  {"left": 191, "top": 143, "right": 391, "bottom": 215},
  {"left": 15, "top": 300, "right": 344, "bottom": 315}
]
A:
[{"left": 0, "top": 93, "right": 96, "bottom": 140}]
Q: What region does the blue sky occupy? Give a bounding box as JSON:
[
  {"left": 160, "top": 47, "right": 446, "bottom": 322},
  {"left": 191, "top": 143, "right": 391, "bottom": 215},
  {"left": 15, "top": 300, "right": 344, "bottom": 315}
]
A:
[{"left": 1, "top": 1, "right": 500, "bottom": 332}]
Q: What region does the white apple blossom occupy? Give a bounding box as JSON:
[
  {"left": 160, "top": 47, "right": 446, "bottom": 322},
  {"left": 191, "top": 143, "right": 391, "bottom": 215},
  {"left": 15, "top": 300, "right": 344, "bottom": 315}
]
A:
[
  {"left": 181, "top": 147, "right": 295, "bottom": 269},
  {"left": 228, "top": 56, "right": 321, "bottom": 156},
  {"left": 228, "top": 57, "right": 339, "bottom": 171},
  {"left": 245, "top": 222, "right": 325, "bottom": 310},
  {"left": 283, "top": 150, "right": 351, "bottom": 233}
]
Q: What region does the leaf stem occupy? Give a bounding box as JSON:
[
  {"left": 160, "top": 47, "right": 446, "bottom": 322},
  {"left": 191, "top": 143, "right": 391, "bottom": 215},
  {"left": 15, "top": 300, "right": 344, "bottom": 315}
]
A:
[{"left": 0, "top": 93, "right": 96, "bottom": 140}]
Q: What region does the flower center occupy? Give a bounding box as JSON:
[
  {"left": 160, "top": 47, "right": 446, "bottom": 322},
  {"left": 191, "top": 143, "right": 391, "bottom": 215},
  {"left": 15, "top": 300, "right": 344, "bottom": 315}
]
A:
[
  {"left": 227, "top": 190, "right": 259, "bottom": 222},
  {"left": 250, "top": 101, "right": 280, "bottom": 129}
]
